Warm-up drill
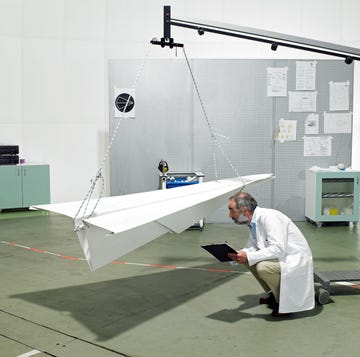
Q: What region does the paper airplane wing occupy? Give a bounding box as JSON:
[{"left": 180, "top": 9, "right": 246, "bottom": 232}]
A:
[{"left": 34, "top": 173, "right": 273, "bottom": 270}]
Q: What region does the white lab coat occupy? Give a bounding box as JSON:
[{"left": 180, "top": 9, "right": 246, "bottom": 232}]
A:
[{"left": 243, "top": 207, "right": 315, "bottom": 313}]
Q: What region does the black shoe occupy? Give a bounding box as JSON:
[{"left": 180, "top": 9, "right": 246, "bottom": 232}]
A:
[
  {"left": 259, "top": 292, "right": 277, "bottom": 308},
  {"left": 271, "top": 305, "right": 291, "bottom": 317}
]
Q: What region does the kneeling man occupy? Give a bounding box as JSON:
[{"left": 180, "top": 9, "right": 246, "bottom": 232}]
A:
[{"left": 228, "top": 192, "right": 314, "bottom": 316}]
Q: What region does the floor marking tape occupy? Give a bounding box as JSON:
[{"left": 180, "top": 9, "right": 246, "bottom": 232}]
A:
[
  {"left": 61, "top": 255, "right": 81, "bottom": 261},
  {"left": 17, "top": 350, "right": 41, "bottom": 357},
  {"left": 149, "top": 263, "right": 177, "bottom": 269},
  {"left": 1, "top": 240, "right": 242, "bottom": 274},
  {"left": 6, "top": 240, "right": 359, "bottom": 282},
  {"left": 29, "top": 247, "right": 45, "bottom": 253}
]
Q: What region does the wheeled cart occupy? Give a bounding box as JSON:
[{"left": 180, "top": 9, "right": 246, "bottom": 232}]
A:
[
  {"left": 314, "top": 270, "right": 360, "bottom": 304},
  {"left": 305, "top": 168, "right": 360, "bottom": 227},
  {"left": 159, "top": 171, "right": 205, "bottom": 230}
]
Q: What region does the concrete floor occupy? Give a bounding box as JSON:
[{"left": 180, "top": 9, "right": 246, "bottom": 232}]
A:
[{"left": 0, "top": 210, "right": 360, "bottom": 357}]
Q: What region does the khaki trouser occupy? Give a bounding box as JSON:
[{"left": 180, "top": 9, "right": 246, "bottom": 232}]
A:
[{"left": 245, "top": 260, "right": 281, "bottom": 303}]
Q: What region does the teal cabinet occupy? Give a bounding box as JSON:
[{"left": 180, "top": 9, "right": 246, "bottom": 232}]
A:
[
  {"left": 305, "top": 169, "right": 360, "bottom": 227},
  {"left": 0, "top": 164, "right": 50, "bottom": 209},
  {"left": 0, "top": 166, "right": 22, "bottom": 208}
]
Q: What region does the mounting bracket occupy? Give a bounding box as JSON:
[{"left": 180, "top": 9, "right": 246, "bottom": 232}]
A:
[{"left": 150, "top": 6, "right": 184, "bottom": 48}]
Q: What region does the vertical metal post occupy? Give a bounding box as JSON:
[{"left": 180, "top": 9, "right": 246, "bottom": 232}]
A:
[{"left": 163, "top": 5, "right": 171, "bottom": 40}]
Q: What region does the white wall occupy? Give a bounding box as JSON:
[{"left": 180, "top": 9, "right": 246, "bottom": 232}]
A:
[{"left": 0, "top": 0, "right": 359, "bottom": 203}]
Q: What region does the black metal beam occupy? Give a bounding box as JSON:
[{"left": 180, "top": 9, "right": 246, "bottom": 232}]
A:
[
  {"left": 152, "top": 6, "right": 360, "bottom": 63},
  {"left": 163, "top": 5, "right": 171, "bottom": 40},
  {"left": 170, "top": 19, "right": 360, "bottom": 62}
]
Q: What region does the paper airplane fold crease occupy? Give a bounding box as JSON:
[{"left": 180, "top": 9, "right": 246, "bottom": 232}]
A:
[{"left": 34, "top": 174, "right": 273, "bottom": 270}]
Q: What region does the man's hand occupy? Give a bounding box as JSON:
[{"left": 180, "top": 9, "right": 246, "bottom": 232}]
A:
[{"left": 228, "top": 250, "right": 248, "bottom": 264}]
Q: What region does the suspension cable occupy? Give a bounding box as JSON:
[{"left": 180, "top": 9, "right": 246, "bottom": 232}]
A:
[
  {"left": 73, "top": 44, "right": 153, "bottom": 230},
  {"left": 74, "top": 44, "right": 243, "bottom": 231},
  {"left": 181, "top": 46, "right": 239, "bottom": 178}
]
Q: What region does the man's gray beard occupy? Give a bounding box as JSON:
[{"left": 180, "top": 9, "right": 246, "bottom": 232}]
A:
[
  {"left": 236, "top": 214, "right": 248, "bottom": 225},
  {"left": 236, "top": 220, "right": 248, "bottom": 225}
]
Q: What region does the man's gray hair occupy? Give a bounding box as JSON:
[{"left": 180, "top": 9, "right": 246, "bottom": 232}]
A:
[{"left": 229, "top": 192, "right": 258, "bottom": 212}]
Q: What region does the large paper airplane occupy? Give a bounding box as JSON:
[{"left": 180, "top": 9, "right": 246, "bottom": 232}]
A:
[{"left": 34, "top": 173, "right": 273, "bottom": 271}]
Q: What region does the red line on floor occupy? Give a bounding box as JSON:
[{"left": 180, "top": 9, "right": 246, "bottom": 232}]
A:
[
  {"left": 30, "top": 247, "right": 45, "bottom": 253},
  {"left": 111, "top": 261, "right": 126, "bottom": 265},
  {"left": 2, "top": 240, "right": 241, "bottom": 273},
  {"left": 61, "top": 255, "right": 80, "bottom": 261},
  {"left": 207, "top": 268, "right": 232, "bottom": 273},
  {"left": 149, "top": 263, "right": 177, "bottom": 269}
]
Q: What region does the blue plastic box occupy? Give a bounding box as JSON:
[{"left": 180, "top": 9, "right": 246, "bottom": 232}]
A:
[{"left": 166, "top": 178, "right": 199, "bottom": 189}]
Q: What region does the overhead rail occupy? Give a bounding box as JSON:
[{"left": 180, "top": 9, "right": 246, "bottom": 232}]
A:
[{"left": 151, "top": 6, "right": 360, "bottom": 64}]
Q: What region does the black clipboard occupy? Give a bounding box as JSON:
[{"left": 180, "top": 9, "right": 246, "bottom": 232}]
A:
[{"left": 201, "top": 243, "right": 237, "bottom": 262}]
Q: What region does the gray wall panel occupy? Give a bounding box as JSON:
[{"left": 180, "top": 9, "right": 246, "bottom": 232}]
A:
[
  {"left": 109, "top": 59, "right": 192, "bottom": 194},
  {"left": 272, "top": 60, "right": 353, "bottom": 220},
  {"left": 109, "top": 59, "right": 353, "bottom": 222},
  {"left": 190, "top": 59, "right": 273, "bottom": 221}
]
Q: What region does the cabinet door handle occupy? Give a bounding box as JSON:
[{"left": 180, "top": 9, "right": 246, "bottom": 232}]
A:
[{"left": 23, "top": 168, "right": 26, "bottom": 176}]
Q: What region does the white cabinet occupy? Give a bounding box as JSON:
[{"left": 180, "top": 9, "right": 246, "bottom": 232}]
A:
[{"left": 305, "top": 169, "right": 360, "bottom": 227}]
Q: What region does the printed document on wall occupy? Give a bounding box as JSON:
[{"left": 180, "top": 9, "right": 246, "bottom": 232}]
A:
[
  {"left": 303, "top": 136, "right": 332, "bottom": 157},
  {"left": 267, "top": 67, "right": 288, "bottom": 97},
  {"left": 324, "top": 112, "right": 352, "bottom": 134},
  {"left": 289, "top": 91, "right": 317, "bottom": 112},
  {"left": 276, "top": 118, "right": 297, "bottom": 142},
  {"left": 304, "top": 113, "right": 319, "bottom": 135},
  {"left": 296, "top": 61, "right": 317, "bottom": 90},
  {"left": 329, "top": 81, "right": 350, "bottom": 111}
]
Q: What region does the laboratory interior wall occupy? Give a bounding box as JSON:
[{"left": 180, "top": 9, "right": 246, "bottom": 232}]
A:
[
  {"left": 109, "top": 59, "right": 353, "bottom": 222},
  {"left": 0, "top": 0, "right": 360, "bottom": 205}
]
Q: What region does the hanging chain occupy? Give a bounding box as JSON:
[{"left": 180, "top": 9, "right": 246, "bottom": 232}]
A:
[
  {"left": 181, "top": 47, "right": 239, "bottom": 178},
  {"left": 74, "top": 44, "right": 242, "bottom": 231},
  {"left": 73, "top": 44, "right": 153, "bottom": 231}
]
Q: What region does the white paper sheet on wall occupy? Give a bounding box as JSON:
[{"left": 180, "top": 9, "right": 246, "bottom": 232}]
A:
[
  {"left": 267, "top": 67, "right": 288, "bottom": 97},
  {"left": 329, "top": 81, "right": 350, "bottom": 111},
  {"left": 303, "top": 136, "right": 332, "bottom": 157},
  {"left": 289, "top": 91, "right": 317, "bottom": 112},
  {"left": 276, "top": 118, "right": 297, "bottom": 142},
  {"left": 304, "top": 113, "right": 319, "bottom": 135},
  {"left": 296, "top": 61, "right": 317, "bottom": 90},
  {"left": 323, "top": 112, "right": 352, "bottom": 133}
]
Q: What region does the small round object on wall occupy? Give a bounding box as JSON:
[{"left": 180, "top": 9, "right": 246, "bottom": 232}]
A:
[{"left": 115, "top": 93, "right": 135, "bottom": 113}]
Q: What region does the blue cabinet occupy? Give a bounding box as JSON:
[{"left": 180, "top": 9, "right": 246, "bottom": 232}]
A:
[
  {"left": 305, "top": 169, "right": 360, "bottom": 227},
  {"left": 0, "top": 164, "right": 50, "bottom": 210}
]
